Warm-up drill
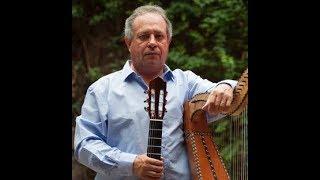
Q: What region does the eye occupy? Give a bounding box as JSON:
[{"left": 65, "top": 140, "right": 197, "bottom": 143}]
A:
[
  {"left": 155, "top": 34, "right": 164, "bottom": 40},
  {"left": 138, "top": 34, "right": 149, "bottom": 41}
]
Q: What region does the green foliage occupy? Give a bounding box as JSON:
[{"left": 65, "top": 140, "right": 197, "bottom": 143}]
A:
[
  {"left": 164, "top": 0, "right": 247, "bottom": 80},
  {"left": 72, "top": 101, "right": 81, "bottom": 126},
  {"left": 109, "top": 59, "right": 127, "bottom": 72},
  {"left": 215, "top": 47, "right": 236, "bottom": 78},
  {"left": 89, "top": 0, "right": 124, "bottom": 25},
  {"left": 87, "top": 67, "right": 103, "bottom": 83},
  {"left": 72, "top": 4, "right": 84, "bottom": 18}
]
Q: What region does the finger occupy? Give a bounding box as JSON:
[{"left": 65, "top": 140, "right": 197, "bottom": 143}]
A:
[
  {"left": 220, "top": 96, "right": 228, "bottom": 108},
  {"left": 145, "top": 170, "right": 163, "bottom": 178},
  {"left": 146, "top": 164, "right": 163, "bottom": 173},
  {"left": 226, "top": 94, "right": 233, "bottom": 107},
  {"left": 202, "top": 93, "right": 216, "bottom": 111},
  {"left": 202, "top": 101, "right": 209, "bottom": 111},
  {"left": 214, "top": 92, "right": 222, "bottom": 106},
  {"left": 218, "top": 96, "right": 228, "bottom": 112},
  {"left": 208, "top": 102, "right": 218, "bottom": 115},
  {"left": 147, "top": 157, "right": 164, "bottom": 166}
]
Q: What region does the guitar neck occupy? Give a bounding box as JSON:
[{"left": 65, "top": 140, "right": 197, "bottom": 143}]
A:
[{"left": 147, "top": 118, "right": 163, "bottom": 160}]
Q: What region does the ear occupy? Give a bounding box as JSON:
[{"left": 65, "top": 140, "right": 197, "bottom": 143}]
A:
[{"left": 124, "top": 37, "right": 132, "bottom": 52}]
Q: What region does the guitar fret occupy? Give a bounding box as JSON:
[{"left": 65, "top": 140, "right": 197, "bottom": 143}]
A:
[
  {"left": 149, "top": 120, "right": 162, "bottom": 129},
  {"left": 148, "top": 137, "right": 162, "bottom": 145},
  {"left": 150, "top": 119, "right": 163, "bottom": 122},
  {"left": 148, "top": 137, "right": 161, "bottom": 139},
  {"left": 148, "top": 145, "right": 162, "bottom": 148},
  {"left": 148, "top": 129, "right": 162, "bottom": 138},
  {"left": 147, "top": 152, "right": 162, "bottom": 160},
  {"left": 147, "top": 146, "right": 161, "bottom": 155}
]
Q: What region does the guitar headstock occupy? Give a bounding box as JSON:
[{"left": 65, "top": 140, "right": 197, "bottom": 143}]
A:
[{"left": 145, "top": 77, "right": 167, "bottom": 119}]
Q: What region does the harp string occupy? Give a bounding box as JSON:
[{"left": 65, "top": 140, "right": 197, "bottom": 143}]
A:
[{"left": 212, "top": 104, "right": 248, "bottom": 180}]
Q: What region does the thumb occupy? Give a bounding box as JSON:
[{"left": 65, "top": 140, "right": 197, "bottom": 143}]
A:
[{"left": 202, "top": 101, "right": 209, "bottom": 111}]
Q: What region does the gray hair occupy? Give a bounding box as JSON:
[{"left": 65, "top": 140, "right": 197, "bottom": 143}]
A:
[{"left": 124, "top": 5, "right": 172, "bottom": 40}]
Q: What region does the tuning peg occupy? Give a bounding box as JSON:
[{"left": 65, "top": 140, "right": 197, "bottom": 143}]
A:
[
  {"left": 163, "top": 107, "right": 167, "bottom": 113},
  {"left": 144, "top": 107, "right": 149, "bottom": 112}
]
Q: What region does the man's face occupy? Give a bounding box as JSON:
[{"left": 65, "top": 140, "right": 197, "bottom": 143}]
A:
[{"left": 125, "top": 13, "right": 171, "bottom": 77}]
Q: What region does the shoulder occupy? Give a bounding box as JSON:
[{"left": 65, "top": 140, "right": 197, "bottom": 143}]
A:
[
  {"left": 87, "top": 70, "right": 122, "bottom": 94},
  {"left": 172, "top": 69, "right": 197, "bottom": 76},
  {"left": 171, "top": 69, "right": 200, "bottom": 82}
]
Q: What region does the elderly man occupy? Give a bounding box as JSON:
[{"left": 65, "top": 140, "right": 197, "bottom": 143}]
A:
[{"left": 74, "top": 5, "right": 237, "bottom": 180}]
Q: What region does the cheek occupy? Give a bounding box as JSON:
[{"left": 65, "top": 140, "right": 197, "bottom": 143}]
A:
[
  {"left": 161, "top": 45, "right": 169, "bottom": 55},
  {"left": 136, "top": 44, "right": 146, "bottom": 55},
  {"left": 130, "top": 45, "right": 143, "bottom": 57}
]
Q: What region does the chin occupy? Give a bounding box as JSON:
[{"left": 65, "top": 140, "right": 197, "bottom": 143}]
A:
[
  {"left": 143, "top": 58, "right": 161, "bottom": 66},
  {"left": 144, "top": 57, "right": 160, "bottom": 62},
  {"left": 143, "top": 63, "right": 163, "bottom": 74}
]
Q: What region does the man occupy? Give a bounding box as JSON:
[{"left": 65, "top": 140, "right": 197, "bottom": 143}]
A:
[{"left": 74, "top": 5, "right": 237, "bottom": 180}]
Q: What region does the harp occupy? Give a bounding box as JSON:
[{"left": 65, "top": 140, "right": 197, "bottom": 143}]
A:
[{"left": 184, "top": 68, "right": 248, "bottom": 180}]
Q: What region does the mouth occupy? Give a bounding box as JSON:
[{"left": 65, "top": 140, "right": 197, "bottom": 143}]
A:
[{"left": 144, "top": 52, "right": 160, "bottom": 56}]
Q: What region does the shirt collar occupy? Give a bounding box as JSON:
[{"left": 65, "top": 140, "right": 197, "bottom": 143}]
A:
[
  {"left": 120, "top": 60, "right": 135, "bottom": 82},
  {"left": 162, "top": 64, "right": 174, "bottom": 82},
  {"left": 120, "top": 60, "right": 174, "bottom": 82}
]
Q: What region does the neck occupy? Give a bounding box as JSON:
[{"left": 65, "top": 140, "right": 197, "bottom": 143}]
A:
[
  {"left": 130, "top": 63, "right": 164, "bottom": 84},
  {"left": 142, "top": 75, "right": 160, "bottom": 85}
]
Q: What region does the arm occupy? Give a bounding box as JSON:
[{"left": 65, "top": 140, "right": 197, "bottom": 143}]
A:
[
  {"left": 184, "top": 70, "right": 237, "bottom": 123},
  {"left": 73, "top": 86, "right": 137, "bottom": 176}
]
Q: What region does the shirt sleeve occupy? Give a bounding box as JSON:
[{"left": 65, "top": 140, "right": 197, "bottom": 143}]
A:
[
  {"left": 73, "top": 85, "right": 137, "bottom": 176},
  {"left": 185, "top": 70, "right": 216, "bottom": 100}
]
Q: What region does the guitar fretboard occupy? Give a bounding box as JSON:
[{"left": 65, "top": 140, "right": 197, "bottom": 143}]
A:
[{"left": 147, "top": 119, "right": 163, "bottom": 160}]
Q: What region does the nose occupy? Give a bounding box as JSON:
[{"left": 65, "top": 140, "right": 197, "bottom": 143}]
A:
[{"left": 147, "top": 34, "right": 157, "bottom": 49}]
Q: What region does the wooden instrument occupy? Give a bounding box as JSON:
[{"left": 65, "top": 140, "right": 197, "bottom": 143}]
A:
[
  {"left": 184, "top": 68, "right": 248, "bottom": 180},
  {"left": 145, "top": 77, "right": 167, "bottom": 160}
]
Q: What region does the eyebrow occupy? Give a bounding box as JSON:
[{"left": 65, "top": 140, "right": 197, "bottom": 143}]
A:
[{"left": 138, "top": 30, "right": 165, "bottom": 35}]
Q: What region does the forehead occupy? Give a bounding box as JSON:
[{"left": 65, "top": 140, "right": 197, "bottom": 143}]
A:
[{"left": 132, "top": 13, "right": 167, "bottom": 34}]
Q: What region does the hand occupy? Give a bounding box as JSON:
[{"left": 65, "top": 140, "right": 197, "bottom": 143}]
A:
[
  {"left": 133, "top": 154, "right": 164, "bottom": 180},
  {"left": 202, "top": 83, "right": 233, "bottom": 115}
]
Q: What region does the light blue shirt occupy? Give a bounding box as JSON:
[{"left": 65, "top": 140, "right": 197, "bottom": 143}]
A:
[{"left": 74, "top": 60, "right": 237, "bottom": 180}]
